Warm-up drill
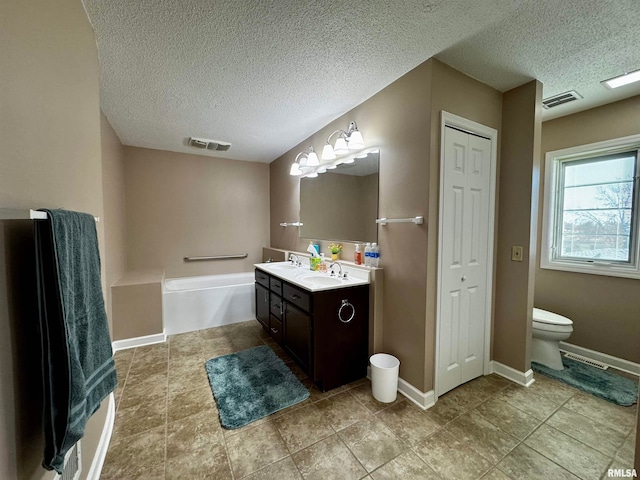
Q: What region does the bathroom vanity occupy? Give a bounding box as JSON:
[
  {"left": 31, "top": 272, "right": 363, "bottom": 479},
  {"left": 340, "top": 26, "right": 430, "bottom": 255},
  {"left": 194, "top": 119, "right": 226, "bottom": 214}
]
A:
[{"left": 255, "top": 262, "right": 369, "bottom": 391}]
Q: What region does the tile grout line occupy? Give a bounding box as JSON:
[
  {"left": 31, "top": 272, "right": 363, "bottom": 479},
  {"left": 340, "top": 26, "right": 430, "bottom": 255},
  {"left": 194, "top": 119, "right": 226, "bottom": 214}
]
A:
[{"left": 512, "top": 392, "right": 612, "bottom": 479}]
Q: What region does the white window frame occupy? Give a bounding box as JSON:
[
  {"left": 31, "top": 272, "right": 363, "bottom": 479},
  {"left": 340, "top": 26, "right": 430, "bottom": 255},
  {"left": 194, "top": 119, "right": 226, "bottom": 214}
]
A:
[{"left": 541, "top": 134, "right": 640, "bottom": 279}]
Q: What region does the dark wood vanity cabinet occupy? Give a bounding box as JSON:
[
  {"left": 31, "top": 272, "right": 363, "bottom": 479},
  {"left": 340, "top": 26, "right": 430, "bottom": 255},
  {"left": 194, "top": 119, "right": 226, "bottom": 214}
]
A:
[
  {"left": 283, "top": 302, "right": 311, "bottom": 372},
  {"left": 255, "top": 282, "right": 269, "bottom": 331},
  {"left": 254, "top": 268, "right": 369, "bottom": 391}
]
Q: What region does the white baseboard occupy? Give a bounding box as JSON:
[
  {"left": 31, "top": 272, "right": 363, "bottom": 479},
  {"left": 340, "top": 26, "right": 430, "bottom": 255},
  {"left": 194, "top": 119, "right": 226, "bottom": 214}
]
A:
[
  {"left": 559, "top": 342, "right": 640, "bottom": 376},
  {"left": 398, "top": 377, "right": 435, "bottom": 410},
  {"left": 366, "top": 366, "right": 435, "bottom": 410},
  {"left": 490, "top": 360, "right": 535, "bottom": 387},
  {"left": 86, "top": 393, "right": 115, "bottom": 480},
  {"left": 112, "top": 331, "right": 166, "bottom": 352}
]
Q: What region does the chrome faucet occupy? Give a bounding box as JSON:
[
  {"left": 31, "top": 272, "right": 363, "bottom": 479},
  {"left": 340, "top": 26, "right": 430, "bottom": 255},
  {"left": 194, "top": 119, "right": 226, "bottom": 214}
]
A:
[
  {"left": 329, "top": 262, "right": 347, "bottom": 278},
  {"left": 289, "top": 254, "right": 301, "bottom": 267}
]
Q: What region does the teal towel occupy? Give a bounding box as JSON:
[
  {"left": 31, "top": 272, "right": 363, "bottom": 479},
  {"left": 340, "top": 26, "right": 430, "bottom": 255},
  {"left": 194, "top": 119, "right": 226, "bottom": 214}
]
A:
[{"left": 35, "top": 209, "right": 117, "bottom": 473}]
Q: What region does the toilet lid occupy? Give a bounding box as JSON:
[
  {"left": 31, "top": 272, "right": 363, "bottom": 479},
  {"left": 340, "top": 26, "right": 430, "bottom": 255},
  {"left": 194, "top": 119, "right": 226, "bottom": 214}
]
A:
[{"left": 533, "top": 308, "right": 572, "bottom": 326}]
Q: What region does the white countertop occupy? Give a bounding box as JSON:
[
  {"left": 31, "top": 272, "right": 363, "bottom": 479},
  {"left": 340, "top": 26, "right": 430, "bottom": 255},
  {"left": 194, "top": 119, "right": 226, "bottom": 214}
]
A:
[{"left": 255, "top": 261, "right": 370, "bottom": 292}]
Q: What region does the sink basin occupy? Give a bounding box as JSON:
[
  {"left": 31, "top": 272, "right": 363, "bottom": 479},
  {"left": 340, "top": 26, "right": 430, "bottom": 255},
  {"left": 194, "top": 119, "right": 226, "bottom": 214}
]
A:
[
  {"left": 299, "top": 275, "right": 343, "bottom": 286},
  {"left": 269, "top": 263, "right": 299, "bottom": 270}
]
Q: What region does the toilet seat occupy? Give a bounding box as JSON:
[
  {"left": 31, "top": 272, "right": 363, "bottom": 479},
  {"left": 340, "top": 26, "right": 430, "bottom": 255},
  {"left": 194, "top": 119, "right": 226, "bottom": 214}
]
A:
[
  {"left": 532, "top": 320, "right": 573, "bottom": 333},
  {"left": 533, "top": 308, "right": 572, "bottom": 326}
]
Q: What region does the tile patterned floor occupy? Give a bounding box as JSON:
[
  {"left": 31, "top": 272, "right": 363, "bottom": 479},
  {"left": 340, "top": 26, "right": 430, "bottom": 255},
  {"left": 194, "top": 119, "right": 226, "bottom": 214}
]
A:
[{"left": 102, "top": 320, "right": 637, "bottom": 480}]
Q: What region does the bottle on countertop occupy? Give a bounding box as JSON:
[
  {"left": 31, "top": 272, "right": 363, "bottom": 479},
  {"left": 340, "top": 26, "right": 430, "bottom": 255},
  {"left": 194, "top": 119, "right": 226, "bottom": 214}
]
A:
[
  {"left": 318, "top": 253, "right": 327, "bottom": 272},
  {"left": 354, "top": 244, "right": 363, "bottom": 265},
  {"left": 307, "top": 242, "right": 320, "bottom": 270},
  {"left": 364, "top": 242, "right": 372, "bottom": 267},
  {"left": 371, "top": 243, "right": 379, "bottom": 268}
]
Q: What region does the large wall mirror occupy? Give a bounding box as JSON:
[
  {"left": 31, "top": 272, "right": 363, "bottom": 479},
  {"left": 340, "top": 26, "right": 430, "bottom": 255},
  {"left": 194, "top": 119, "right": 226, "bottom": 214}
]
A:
[{"left": 300, "top": 150, "right": 379, "bottom": 243}]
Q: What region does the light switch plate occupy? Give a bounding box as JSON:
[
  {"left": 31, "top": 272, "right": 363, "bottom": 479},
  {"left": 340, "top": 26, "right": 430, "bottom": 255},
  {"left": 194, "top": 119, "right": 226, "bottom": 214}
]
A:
[{"left": 511, "top": 246, "right": 523, "bottom": 262}]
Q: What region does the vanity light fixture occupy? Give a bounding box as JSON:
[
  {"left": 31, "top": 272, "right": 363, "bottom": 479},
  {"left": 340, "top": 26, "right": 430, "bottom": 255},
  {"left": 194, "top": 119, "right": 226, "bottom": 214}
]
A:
[
  {"left": 601, "top": 68, "right": 640, "bottom": 89},
  {"left": 289, "top": 151, "right": 307, "bottom": 176},
  {"left": 306, "top": 145, "right": 319, "bottom": 166},
  {"left": 321, "top": 121, "right": 365, "bottom": 160},
  {"left": 289, "top": 146, "right": 319, "bottom": 176}
]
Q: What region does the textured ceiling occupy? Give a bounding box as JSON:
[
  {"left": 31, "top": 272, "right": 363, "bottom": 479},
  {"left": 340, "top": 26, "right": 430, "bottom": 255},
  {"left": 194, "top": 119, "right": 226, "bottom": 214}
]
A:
[{"left": 84, "top": 0, "right": 640, "bottom": 163}]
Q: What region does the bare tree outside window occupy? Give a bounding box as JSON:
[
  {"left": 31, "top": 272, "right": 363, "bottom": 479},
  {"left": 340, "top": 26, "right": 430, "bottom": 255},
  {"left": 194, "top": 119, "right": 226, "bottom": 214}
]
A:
[{"left": 559, "top": 154, "right": 636, "bottom": 262}]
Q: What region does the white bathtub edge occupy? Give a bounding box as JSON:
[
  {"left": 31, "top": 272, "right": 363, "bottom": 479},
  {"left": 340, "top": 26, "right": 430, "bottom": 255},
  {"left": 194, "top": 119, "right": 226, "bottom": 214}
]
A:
[{"left": 112, "top": 331, "right": 166, "bottom": 352}]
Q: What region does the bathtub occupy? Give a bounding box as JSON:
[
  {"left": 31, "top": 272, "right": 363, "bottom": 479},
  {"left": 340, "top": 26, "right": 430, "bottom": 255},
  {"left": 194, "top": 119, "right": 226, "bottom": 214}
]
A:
[{"left": 163, "top": 272, "right": 256, "bottom": 335}]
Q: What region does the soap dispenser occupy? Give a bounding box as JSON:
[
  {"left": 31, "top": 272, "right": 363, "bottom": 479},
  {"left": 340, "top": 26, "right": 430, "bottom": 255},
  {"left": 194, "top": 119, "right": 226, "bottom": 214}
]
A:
[{"left": 354, "top": 244, "right": 363, "bottom": 265}]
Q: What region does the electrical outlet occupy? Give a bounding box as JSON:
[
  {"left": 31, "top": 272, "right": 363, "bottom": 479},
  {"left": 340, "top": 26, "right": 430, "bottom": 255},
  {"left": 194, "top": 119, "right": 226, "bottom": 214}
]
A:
[{"left": 511, "top": 246, "right": 523, "bottom": 262}]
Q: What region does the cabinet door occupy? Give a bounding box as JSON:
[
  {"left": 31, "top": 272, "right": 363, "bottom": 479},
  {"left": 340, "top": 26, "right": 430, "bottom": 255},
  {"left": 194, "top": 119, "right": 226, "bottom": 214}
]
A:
[
  {"left": 313, "top": 286, "right": 369, "bottom": 391},
  {"left": 255, "top": 283, "right": 270, "bottom": 330},
  {"left": 283, "top": 303, "right": 311, "bottom": 373}
]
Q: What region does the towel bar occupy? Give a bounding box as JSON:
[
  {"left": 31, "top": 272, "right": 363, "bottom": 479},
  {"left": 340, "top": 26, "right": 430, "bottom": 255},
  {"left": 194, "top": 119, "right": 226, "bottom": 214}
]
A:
[
  {"left": 376, "top": 216, "right": 424, "bottom": 226},
  {"left": 184, "top": 254, "right": 248, "bottom": 262},
  {"left": 279, "top": 222, "right": 303, "bottom": 227},
  {"left": 0, "top": 208, "right": 100, "bottom": 222}
]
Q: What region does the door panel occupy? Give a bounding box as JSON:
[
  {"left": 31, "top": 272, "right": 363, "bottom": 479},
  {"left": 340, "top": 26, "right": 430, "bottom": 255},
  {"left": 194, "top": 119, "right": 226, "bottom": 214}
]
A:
[
  {"left": 283, "top": 303, "right": 311, "bottom": 372},
  {"left": 438, "top": 126, "right": 492, "bottom": 395},
  {"left": 255, "top": 283, "right": 270, "bottom": 330}
]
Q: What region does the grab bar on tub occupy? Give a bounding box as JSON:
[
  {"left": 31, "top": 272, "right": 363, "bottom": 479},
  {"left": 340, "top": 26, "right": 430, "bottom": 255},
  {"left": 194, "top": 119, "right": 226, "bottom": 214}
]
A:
[{"left": 184, "top": 253, "right": 248, "bottom": 262}]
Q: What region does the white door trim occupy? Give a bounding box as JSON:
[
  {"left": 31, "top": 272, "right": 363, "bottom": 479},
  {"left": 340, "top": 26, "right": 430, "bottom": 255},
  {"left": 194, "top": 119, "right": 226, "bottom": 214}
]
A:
[{"left": 435, "top": 111, "right": 498, "bottom": 399}]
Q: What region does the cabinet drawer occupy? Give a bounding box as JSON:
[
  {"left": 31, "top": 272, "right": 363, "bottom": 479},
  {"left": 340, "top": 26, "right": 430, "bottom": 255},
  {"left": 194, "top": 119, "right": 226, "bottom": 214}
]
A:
[
  {"left": 283, "top": 283, "right": 311, "bottom": 312},
  {"left": 269, "top": 315, "right": 283, "bottom": 344},
  {"left": 255, "top": 269, "right": 269, "bottom": 288},
  {"left": 270, "top": 277, "right": 283, "bottom": 296},
  {"left": 270, "top": 293, "right": 283, "bottom": 320}
]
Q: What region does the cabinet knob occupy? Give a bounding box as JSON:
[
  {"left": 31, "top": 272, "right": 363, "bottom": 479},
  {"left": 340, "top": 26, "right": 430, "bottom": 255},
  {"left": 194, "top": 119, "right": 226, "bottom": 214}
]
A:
[
  {"left": 338, "top": 299, "right": 356, "bottom": 323},
  {"left": 271, "top": 327, "right": 278, "bottom": 334},
  {"left": 461, "top": 276, "right": 467, "bottom": 282}
]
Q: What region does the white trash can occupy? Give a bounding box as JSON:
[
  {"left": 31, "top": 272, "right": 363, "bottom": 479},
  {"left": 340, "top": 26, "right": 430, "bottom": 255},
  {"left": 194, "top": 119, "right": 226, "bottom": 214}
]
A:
[{"left": 370, "top": 353, "right": 400, "bottom": 403}]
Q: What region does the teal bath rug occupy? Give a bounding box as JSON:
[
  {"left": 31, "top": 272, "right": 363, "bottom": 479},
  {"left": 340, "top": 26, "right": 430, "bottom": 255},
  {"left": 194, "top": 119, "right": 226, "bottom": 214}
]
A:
[
  {"left": 532, "top": 357, "right": 638, "bottom": 406},
  {"left": 205, "top": 345, "right": 309, "bottom": 429}
]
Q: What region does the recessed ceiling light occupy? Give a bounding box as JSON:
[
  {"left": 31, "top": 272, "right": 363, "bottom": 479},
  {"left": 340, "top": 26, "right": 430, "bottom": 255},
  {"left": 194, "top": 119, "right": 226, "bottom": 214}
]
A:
[{"left": 601, "top": 69, "right": 640, "bottom": 89}]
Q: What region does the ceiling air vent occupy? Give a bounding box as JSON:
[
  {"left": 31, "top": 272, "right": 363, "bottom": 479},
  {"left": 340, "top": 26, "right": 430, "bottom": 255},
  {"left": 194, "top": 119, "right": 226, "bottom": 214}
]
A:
[
  {"left": 188, "top": 137, "right": 231, "bottom": 151},
  {"left": 542, "top": 90, "right": 582, "bottom": 109}
]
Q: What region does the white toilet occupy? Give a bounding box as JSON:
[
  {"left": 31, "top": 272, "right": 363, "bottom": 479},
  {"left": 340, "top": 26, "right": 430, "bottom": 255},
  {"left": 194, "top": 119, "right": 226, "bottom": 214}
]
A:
[{"left": 531, "top": 308, "right": 573, "bottom": 370}]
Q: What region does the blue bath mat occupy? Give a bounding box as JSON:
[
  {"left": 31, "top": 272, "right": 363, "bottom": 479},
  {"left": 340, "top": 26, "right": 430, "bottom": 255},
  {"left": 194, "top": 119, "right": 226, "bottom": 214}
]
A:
[
  {"left": 532, "top": 357, "right": 638, "bottom": 406},
  {"left": 205, "top": 345, "right": 309, "bottom": 429}
]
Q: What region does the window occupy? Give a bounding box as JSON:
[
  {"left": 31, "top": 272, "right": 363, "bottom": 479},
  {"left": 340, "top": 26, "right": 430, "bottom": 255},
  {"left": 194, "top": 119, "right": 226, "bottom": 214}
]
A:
[{"left": 541, "top": 135, "right": 640, "bottom": 279}]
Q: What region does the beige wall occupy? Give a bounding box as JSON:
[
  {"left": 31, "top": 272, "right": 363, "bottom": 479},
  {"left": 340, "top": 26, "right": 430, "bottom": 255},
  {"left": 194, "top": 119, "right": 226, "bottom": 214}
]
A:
[
  {"left": 124, "top": 147, "right": 270, "bottom": 278},
  {"left": 111, "top": 271, "right": 164, "bottom": 341},
  {"left": 271, "top": 61, "right": 433, "bottom": 390},
  {"left": 0, "top": 0, "right": 111, "bottom": 478},
  {"left": 270, "top": 59, "right": 504, "bottom": 392},
  {"left": 101, "top": 113, "right": 127, "bottom": 327},
  {"left": 493, "top": 81, "right": 543, "bottom": 372},
  {"left": 536, "top": 96, "right": 640, "bottom": 363},
  {"left": 427, "top": 61, "right": 504, "bottom": 388}
]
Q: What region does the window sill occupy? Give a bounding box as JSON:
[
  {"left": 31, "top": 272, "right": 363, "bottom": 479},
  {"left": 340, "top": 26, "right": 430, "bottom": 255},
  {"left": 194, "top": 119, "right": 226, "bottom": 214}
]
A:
[{"left": 540, "top": 260, "right": 640, "bottom": 280}]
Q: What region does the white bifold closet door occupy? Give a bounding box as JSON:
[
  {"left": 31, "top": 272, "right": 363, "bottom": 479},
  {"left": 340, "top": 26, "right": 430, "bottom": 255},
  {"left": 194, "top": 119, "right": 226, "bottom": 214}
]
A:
[{"left": 438, "top": 126, "right": 492, "bottom": 396}]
